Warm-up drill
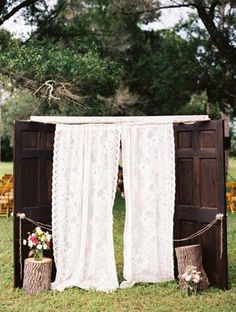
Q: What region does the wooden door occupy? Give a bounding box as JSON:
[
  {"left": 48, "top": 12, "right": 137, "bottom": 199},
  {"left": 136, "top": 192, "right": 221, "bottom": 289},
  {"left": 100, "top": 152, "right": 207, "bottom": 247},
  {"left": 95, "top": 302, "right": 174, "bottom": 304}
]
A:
[
  {"left": 174, "top": 120, "right": 227, "bottom": 289},
  {"left": 14, "top": 121, "right": 55, "bottom": 287}
]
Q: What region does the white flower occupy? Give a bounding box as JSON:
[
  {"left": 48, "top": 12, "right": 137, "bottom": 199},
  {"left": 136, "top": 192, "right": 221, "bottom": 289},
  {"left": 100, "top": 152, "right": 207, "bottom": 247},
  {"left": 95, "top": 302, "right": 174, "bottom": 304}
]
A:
[
  {"left": 37, "top": 244, "right": 42, "bottom": 250},
  {"left": 193, "top": 274, "right": 201, "bottom": 283},
  {"left": 28, "top": 241, "right": 34, "bottom": 248},
  {"left": 182, "top": 272, "right": 188, "bottom": 279},
  {"left": 35, "top": 227, "right": 43, "bottom": 235},
  {"left": 193, "top": 276, "right": 201, "bottom": 284},
  {"left": 23, "top": 239, "right": 27, "bottom": 245},
  {"left": 185, "top": 274, "right": 192, "bottom": 282},
  {"left": 43, "top": 244, "right": 48, "bottom": 250}
]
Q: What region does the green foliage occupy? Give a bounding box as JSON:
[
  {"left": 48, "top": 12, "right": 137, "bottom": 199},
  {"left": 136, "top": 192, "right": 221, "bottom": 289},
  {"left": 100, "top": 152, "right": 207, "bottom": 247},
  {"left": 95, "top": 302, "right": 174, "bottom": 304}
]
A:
[
  {"left": 0, "top": 195, "right": 236, "bottom": 311},
  {"left": 1, "top": 87, "right": 40, "bottom": 160},
  {"left": 175, "top": 14, "right": 236, "bottom": 114},
  {"left": 2, "top": 89, "right": 41, "bottom": 141},
  {"left": 0, "top": 35, "right": 122, "bottom": 97},
  {"left": 123, "top": 30, "right": 202, "bottom": 115},
  {"left": 177, "top": 91, "right": 221, "bottom": 119},
  {"left": 230, "top": 126, "right": 236, "bottom": 158},
  {"left": 1, "top": 0, "right": 235, "bottom": 120},
  {"left": 0, "top": 137, "right": 13, "bottom": 161},
  {"left": 0, "top": 28, "right": 122, "bottom": 153}
]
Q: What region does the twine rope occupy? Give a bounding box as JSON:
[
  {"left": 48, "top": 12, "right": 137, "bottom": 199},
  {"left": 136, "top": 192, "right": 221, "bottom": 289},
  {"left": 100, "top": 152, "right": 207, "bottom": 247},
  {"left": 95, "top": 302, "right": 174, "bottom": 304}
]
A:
[
  {"left": 19, "top": 213, "right": 23, "bottom": 280},
  {"left": 173, "top": 213, "right": 224, "bottom": 258},
  {"left": 16, "top": 212, "right": 224, "bottom": 280}
]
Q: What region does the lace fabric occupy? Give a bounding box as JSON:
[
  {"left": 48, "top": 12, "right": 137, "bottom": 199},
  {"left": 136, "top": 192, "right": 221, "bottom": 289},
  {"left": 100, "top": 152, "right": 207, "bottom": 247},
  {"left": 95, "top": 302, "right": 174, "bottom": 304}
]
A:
[
  {"left": 51, "top": 124, "right": 120, "bottom": 292},
  {"left": 121, "top": 124, "right": 175, "bottom": 285},
  {"left": 51, "top": 122, "right": 176, "bottom": 292}
]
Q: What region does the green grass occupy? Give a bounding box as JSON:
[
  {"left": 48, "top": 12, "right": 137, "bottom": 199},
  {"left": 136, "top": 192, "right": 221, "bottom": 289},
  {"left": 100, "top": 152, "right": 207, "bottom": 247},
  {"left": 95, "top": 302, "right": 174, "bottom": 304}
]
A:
[
  {"left": 228, "top": 158, "right": 236, "bottom": 180},
  {"left": 0, "top": 158, "right": 234, "bottom": 180},
  {"left": 0, "top": 196, "right": 236, "bottom": 312},
  {"left": 0, "top": 162, "right": 13, "bottom": 178},
  {"left": 1, "top": 158, "right": 236, "bottom": 181}
]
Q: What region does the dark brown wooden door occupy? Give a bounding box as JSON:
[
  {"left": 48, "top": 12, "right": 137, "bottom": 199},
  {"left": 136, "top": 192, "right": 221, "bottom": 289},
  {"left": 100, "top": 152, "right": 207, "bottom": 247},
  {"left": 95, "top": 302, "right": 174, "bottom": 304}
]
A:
[
  {"left": 174, "top": 120, "right": 227, "bottom": 289},
  {"left": 14, "top": 121, "right": 55, "bottom": 287}
]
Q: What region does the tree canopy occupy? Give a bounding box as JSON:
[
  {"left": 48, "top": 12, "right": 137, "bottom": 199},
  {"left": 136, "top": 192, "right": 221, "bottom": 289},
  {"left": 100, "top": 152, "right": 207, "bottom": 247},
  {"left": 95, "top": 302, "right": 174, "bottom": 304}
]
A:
[{"left": 0, "top": 0, "right": 235, "bottom": 149}]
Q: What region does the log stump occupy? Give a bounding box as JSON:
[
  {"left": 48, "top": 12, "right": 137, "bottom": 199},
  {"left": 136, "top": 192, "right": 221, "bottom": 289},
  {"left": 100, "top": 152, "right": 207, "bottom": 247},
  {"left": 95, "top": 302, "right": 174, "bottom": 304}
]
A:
[
  {"left": 23, "top": 257, "right": 52, "bottom": 295},
  {"left": 175, "top": 244, "right": 209, "bottom": 291}
]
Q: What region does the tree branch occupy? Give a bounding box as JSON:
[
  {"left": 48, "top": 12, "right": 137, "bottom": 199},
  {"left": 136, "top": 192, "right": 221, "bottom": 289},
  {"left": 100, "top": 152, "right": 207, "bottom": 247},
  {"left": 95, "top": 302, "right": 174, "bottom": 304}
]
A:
[
  {"left": 209, "top": 0, "right": 220, "bottom": 20},
  {"left": 194, "top": 0, "right": 236, "bottom": 67},
  {"left": 0, "top": 0, "right": 38, "bottom": 26},
  {"left": 0, "top": 1, "right": 6, "bottom": 13},
  {"left": 121, "top": 3, "right": 194, "bottom": 16},
  {"left": 121, "top": 0, "right": 236, "bottom": 67},
  {"left": 28, "top": 0, "right": 67, "bottom": 40}
]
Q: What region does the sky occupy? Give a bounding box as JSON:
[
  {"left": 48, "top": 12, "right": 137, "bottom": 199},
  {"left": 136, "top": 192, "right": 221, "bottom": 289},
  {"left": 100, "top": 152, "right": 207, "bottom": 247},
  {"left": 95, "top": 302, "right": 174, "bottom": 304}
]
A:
[
  {"left": 2, "top": 0, "right": 57, "bottom": 39},
  {"left": 2, "top": 1, "right": 193, "bottom": 39}
]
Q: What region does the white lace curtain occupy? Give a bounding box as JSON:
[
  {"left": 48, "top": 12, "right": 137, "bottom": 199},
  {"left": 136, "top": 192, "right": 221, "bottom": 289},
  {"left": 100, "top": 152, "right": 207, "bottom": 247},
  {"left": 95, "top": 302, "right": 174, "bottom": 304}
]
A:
[
  {"left": 121, "top": 124, "right": 175, "bottom": 288},
  {"left": 51, "top": 123, "right": 175, "bottom": 292},
  {"left": 51, "top": 124, "right": 120, "bottom": 292}
]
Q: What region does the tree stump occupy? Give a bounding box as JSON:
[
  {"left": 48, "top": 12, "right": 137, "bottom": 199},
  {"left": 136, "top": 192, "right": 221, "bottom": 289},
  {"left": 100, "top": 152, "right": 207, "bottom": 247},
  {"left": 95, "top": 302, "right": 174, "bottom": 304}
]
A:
[
  {"left": 175, "top": 244, "right": 209, "bottom": 291},
  {"left": 23, "top": 257, "right": 52, "bottom": 295}
]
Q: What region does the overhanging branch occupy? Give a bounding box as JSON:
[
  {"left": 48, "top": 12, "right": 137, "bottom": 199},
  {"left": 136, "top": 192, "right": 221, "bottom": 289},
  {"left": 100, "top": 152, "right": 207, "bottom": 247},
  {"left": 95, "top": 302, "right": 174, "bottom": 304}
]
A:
[
  {"left": 0, "top": 0, "right": 38, "bottom": 26},
  {"left": 120, "top": 3, "right": 194, "bottom": 16}
]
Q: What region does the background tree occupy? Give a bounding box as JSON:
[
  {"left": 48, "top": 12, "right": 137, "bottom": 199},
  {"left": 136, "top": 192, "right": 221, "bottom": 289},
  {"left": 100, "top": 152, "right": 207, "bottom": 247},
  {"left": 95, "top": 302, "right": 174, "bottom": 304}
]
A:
[
  {"left": 114, "top": 0, "right": 236, "bottom": 68},
  {"left": 0, "top": 0, "right": 66, "bottom": 26},
  {"left": 0, "top": 0, "right": 235, "bottom": 160}
]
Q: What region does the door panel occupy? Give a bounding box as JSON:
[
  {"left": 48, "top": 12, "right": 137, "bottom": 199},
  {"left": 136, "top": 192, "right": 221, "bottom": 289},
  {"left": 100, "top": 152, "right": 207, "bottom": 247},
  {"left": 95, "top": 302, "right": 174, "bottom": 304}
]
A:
[
  {"left": 14, "top": 121, "right": 55, "bottom": 287},
  {"left": 174, "top": 120, "right": 227, "bottom": 289}
]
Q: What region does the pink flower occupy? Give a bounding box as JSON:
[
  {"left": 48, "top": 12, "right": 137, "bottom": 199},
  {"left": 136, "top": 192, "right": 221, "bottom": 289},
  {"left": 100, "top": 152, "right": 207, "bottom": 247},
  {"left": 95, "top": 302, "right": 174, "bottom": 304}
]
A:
[{"left": 30, "top": 235, "right": 39, "bottom": 245}]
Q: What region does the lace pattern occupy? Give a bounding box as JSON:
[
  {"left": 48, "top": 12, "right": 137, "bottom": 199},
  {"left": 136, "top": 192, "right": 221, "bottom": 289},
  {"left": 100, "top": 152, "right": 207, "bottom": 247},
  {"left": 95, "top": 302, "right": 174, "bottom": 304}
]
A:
[
  {"left": 51, "top": 122, "right": 176, "bottom": 292},
  {"left": 51, "top": 124, "right": 120, "bottom": 292},
  {"left": 121, "top": 123, "right": 175, "bottom": 285}
]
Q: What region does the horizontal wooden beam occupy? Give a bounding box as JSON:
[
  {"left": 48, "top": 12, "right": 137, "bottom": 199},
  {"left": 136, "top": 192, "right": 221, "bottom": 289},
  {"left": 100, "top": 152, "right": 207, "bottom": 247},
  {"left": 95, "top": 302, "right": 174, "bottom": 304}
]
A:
[{"left": 29, "top": 115, "right": 210, "bottom": 125}]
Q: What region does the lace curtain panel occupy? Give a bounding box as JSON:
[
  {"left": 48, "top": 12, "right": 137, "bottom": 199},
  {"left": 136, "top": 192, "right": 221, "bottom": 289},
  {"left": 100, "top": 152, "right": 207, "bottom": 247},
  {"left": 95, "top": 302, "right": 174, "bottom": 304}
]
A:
[
  {"left": 51, "top": 124, "right": 120, "bottom": 292},
  {"left": 121, "top": 124, "right": 175, "bottom": 288}
]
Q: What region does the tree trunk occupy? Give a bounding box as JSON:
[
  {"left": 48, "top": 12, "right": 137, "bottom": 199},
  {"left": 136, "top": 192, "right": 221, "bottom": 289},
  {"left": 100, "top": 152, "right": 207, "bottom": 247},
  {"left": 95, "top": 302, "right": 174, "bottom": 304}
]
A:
[
  {"left": 23, "top": 257, "right": 52, "bottom": 295},
  {"left": 175, "top": 244, "right": 209, "bottom": 291}
]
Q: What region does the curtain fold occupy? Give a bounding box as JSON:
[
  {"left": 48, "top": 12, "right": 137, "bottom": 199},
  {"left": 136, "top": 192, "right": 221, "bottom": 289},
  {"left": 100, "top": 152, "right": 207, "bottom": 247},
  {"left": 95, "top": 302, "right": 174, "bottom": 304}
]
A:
[
  {"left": 121, "top": 124, "right": 175, "bottom": 287},
  {"left": 51, "top": 124, "right": 120, "bottom": 292}
]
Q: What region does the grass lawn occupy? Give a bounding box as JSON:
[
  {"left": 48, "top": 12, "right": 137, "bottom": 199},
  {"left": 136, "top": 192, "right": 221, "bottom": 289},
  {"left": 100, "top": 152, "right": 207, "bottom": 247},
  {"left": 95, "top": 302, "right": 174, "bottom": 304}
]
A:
[
  {"left": 0, "top": 162, "right": 13, "bottom": 177},
  {"left": 228, "top": 158, "right": 236, "bottom": 180},
  {"left": 1, "top": 158, "right": 236, "bottom": 180},
  {"left": 0, "top": 195, "right": 236, "bottom": 312}
]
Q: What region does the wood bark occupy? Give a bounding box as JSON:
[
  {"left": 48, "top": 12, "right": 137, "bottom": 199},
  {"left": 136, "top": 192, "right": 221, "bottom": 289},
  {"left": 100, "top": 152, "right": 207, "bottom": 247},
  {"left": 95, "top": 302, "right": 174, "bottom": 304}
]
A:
[
  {"left": 175, "top": 244, "right": 209, "bottom": 291},
  {"left": 23, "top": 257, "right": 52, "bottom": 295}
]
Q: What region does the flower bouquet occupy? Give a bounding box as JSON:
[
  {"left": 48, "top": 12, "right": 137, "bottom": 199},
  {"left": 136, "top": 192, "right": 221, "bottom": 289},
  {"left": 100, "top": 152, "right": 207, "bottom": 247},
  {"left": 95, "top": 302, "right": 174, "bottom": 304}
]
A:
[
  {"left": 23, "top": 227, "right": 51, "bottom": 261},
  {"left": 182, "top": 265, "right": 202, "bottom": 295}
]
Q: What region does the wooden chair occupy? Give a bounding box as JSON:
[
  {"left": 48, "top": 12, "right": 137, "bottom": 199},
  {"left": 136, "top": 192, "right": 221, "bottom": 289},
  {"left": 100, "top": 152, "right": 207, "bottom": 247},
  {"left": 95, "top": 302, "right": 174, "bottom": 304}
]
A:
[
  {"left": 3, "top": 174, "right": 13, "bottom": 180},
  {"left": 0, "top": 174, "right": 14, "bottom": 217},
  {"left": 226, "top": 181, "right": 236, "bottom": 213}
]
